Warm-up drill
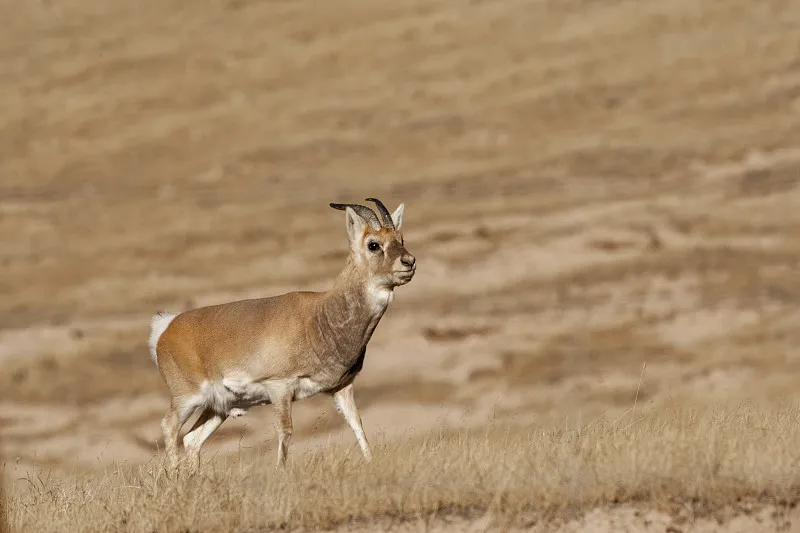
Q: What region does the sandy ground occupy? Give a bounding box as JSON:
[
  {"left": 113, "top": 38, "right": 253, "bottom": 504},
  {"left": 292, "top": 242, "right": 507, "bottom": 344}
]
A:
[{"left": 3, "top": 0, "right": 800, "bottom": 530}]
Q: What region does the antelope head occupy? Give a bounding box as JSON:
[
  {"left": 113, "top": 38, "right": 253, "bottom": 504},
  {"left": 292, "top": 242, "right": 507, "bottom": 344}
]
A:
[{"left": 330, "top": 198, "right": 416, "bottom": 290}]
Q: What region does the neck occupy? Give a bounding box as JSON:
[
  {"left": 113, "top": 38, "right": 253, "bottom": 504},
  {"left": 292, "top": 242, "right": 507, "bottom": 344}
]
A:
[{"left": 313, "top": 259, "right": 394, "bottom": 364}]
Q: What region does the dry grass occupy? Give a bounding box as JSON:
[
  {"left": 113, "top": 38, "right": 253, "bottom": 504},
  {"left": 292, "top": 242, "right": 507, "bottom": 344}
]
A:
[{"left": 7, "top": 405, "right": 800, "bottom": 532}]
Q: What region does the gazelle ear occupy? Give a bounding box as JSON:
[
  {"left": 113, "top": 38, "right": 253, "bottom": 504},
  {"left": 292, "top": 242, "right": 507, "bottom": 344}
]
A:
[
  {"left": 345, "top": 207, "right": 367, "bottom": 244},
  {"left": 391, "top": 203, "right": 404, "bottom": 230}
]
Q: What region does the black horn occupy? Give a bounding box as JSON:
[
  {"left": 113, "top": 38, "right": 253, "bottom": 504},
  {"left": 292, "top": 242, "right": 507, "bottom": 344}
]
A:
[
  {"left": 329, "top": 202, "right": 382, "bottom": 230},
  {"left": 364, "top": 198, "right": 395, "bottom": 229}
]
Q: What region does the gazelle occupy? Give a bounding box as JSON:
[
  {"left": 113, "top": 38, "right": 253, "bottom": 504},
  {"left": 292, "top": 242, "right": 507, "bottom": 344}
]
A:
[{"left": 148, "top": 198, "right": 415, "bottom": 469}]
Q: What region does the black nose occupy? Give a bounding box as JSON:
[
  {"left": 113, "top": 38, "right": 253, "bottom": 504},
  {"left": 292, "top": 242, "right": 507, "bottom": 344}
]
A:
[{"left": 401, "top": 255, "right": 416, "bottom": 268}]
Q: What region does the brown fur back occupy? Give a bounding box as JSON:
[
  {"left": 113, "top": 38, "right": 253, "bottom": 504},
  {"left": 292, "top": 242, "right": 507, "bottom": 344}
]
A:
[{"left": 155, "top": 291, "right": 324, "bottom": 397}]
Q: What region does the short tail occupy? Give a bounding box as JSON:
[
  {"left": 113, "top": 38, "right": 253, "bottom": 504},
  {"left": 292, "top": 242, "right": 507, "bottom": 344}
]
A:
[{"left": 148, "top": 311, "right": 178, "bottom": 367}]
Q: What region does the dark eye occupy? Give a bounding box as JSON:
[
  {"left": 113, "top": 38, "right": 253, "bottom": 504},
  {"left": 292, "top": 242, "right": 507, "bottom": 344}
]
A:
[{"left": 367, "top": 241, "right": 381, "bottom": 252}]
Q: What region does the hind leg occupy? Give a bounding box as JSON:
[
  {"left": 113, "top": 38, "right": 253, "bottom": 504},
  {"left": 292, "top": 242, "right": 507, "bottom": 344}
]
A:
[
  {"left": 183, "top": 408, "right": 214, "bottom": 448},
  {"left": 161, "top": 397, "right": 199, "bottom": 471},
  {"left": 183, "top": 408, "right": 227, "bottom": 469}
]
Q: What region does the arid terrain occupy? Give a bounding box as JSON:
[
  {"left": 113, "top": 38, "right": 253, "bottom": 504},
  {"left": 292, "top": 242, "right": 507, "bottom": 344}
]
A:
[{"left": 3, "top": 0, "right": 800, "bottom": 531}]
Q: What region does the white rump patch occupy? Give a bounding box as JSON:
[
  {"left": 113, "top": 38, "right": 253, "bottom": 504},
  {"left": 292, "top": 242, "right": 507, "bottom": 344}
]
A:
[{"left": 148, "top": 311, "right": 178, "bottom": 366}]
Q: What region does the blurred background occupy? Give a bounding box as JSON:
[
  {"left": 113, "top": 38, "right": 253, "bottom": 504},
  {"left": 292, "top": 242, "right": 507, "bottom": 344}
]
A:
[{"left": 1, "top": 0, "right": 800, "bottom": 471}]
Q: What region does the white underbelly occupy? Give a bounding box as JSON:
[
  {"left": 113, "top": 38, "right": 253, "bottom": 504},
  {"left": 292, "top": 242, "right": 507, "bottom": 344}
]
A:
[{"left": 197, "top": 375, "right": 329, "bottom": 416}]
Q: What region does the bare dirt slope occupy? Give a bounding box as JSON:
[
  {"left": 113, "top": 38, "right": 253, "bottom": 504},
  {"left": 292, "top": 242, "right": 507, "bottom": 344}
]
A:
[{"left": 2, "top": 0, "right": 800, "bottom": 530}]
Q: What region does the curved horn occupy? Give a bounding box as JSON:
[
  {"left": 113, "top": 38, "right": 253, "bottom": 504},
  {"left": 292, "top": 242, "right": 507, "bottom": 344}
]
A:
[
  {"left": 364, "top": 198, "right": 395, "bottom": 229},
  {"left": 329, "top": 203, "right": 382, "bottom": 230}
]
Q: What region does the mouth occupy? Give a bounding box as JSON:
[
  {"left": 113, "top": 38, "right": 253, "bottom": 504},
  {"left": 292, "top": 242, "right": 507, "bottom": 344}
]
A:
[{"left": 394, "top": 267, "right": 416, "bottom": 280}]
